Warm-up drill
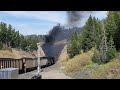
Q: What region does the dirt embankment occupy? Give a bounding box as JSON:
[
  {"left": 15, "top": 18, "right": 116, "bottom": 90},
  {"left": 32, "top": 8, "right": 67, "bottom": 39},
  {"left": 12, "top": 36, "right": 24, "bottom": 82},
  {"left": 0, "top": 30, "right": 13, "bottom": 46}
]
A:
[
  {"left": 58, "top": 45, "right": 68, "bottom": 62},
  {"left": 0, "top": 48, "right": 36, "bottom": 59}
]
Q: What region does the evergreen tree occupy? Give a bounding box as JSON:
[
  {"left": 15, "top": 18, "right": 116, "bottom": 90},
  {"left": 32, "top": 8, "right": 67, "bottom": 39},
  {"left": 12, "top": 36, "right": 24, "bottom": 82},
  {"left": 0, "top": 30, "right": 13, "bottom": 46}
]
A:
[
  {"left": 92, "top": 48, "right": 102, "bottom": 64},
  {"left": 81, "top": 15, "right": 95, "bottom": 51},
  {"left": 105, "top": 11, "right": 120, "bottom": 50},
  {"left": 107, "top": 36, "right": 117, "bottom": 60},
  {"left": 99, "top": 21, "right": 108, "bottom": 63},
  {"left": 113, "top": 12, "right": 120, "bottom": 50},
  {"left": 7, "top": 24, "right": 12, "bottom": 47},
  {"left": 94, "top": 18, "right": 102, "bottom": 50},
  {"left": 0, "top": 22, "right": 8, "bottom": 45},
  {"left": 67, "top": 31, "right": 80, "bottom": 58},
  {"left": 105, "top": 11, "right": 117, "bottom": 41}
]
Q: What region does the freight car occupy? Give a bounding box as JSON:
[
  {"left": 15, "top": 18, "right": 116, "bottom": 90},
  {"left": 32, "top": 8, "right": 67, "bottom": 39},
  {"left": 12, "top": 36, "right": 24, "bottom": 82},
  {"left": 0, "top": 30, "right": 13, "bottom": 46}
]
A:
[
  {"left": 40, "top": 57, "right": 55, "bottom": 67},
  {"left": 0, "top": 57, "right": 55, "bottom": 74}
]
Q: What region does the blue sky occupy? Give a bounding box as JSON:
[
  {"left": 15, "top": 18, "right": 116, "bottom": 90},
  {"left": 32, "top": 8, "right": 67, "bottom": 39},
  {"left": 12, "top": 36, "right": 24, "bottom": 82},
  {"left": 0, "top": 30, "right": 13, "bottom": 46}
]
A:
[{"left": 0, "top": 11, "right": 107, "bottom": 35}]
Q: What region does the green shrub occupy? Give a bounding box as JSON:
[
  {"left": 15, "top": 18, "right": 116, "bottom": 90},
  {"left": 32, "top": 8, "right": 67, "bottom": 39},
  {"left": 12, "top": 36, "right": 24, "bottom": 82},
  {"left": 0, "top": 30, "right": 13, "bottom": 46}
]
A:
[
  {"left": 107, "top": 36, "right": 117, "bottom": 61},
  {"left": 92, "top": 49, "right": 103, "bottom": 64},
  {"left": 107, "top": 47, "right": 117, "bottom": 61}
]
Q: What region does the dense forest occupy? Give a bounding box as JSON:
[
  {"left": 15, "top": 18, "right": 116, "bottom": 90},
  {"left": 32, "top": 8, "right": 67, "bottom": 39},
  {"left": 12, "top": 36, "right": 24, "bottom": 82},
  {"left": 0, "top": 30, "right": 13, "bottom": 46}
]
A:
[
  {"left": 67, "top": 11, "right": 120, "bottom": 64},
  {"left": 0, "top": 22, "right": 45, "bottom": 51}
]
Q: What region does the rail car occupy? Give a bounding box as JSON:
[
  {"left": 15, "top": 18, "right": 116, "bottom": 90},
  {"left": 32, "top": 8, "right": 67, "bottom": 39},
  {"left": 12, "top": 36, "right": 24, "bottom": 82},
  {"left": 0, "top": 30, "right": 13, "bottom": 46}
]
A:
[{"left": 0, "top": 57, "right": 55, "bottom": 74}]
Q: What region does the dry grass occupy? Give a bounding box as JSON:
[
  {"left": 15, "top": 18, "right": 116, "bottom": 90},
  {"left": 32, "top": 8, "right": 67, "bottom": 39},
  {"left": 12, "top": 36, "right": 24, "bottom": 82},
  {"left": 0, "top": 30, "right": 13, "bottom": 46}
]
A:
[
  {"left": 58, "top": 45, "right": 68, "bottom": 63},
  {"left": 62, "top": 48, "right": 94, "bottom": 74},
  {"left": 91, "top": 59, "right": 120, "bottom": 79},
  {"left": 59, "top": 57, "right": 69, "bottom": 67},
  {"left": 59, "top": 47, "right": 120, "bottom": 79},
  {"left": 0, "top": 49, "right": 36, "bottom": 59},
  {"left": 0, "top": 50, "right": 16, "bottom": 58}
]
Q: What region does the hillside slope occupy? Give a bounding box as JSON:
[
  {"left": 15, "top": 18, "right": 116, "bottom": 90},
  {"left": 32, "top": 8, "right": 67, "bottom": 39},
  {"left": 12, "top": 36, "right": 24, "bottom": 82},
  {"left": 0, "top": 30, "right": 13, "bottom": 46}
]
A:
[
  {"left": 58, "top": 45, "right": 68, "bottom": 62},
  {"left": 0, "top": 48, "right": 36, "bottom": 59},
  {"left": 60, "top": 49, "right": 120, "bottom": 79}
]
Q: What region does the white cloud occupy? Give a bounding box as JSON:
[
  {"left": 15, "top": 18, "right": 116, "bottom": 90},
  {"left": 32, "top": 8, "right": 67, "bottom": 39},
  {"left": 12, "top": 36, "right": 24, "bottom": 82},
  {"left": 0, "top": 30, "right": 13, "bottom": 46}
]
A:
[
  {"left": 0, "top": 19, "right": 50, "bottom": 35},
  {"left": 17, "top": 25, "right": 48, "bottom": 35},
  {"left": 9, "top": 23, "right": 52, "bottom": 35},
  {"left": 0, "top": 11, "right": 107, "bottom": 35},
  {"left": 0, "top": 11, "right": 107, "bottom": 26},
  {"left": 0, "top": 11, "right": 67, "bottom": 25}
]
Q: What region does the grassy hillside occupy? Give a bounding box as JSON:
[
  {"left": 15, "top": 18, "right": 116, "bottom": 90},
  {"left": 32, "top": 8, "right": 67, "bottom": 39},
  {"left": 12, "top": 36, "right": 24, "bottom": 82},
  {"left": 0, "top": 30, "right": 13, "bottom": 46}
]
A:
[
  {"left": 0, "top": 48, "right": 36, "bottom": 59},
  {"left": 60, "top": 48, "right": 94, "bottom": 73},
  {"left": 91, "top": 59, "right": 120, "bottom": 79},
  {"left": 60, "top": 48, "right": 120, "bottom": 79}
]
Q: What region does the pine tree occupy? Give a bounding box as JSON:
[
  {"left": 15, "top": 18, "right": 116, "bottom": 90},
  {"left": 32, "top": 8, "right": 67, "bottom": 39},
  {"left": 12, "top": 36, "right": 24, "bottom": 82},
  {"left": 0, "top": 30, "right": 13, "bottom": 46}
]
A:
[
  {"left": 105, "top": 11, "right": 120, "bottom": 50},
  {"left": 113, "top": 11, "right": 120, "bottom": 50},
  {"left": 67, "top": 31, "right": 80, "bottom": 58},
  {"left": 81, "top": 15, "right": 95, "bottom": 51},
  {"left": 7, "top": 24, "right": 12, "bottom": 47},
  {"left": 0, "top": 22, "right": 8, "bottom": 45},
  {"left": 95, "top": 18, "right": 102, "bottom": 50},
  {"left": 107, "top": 36, "right": 117, "bottom": 60},
  {"left": 105, "top": 11, "right": 117, "bottom": 46},
  {"left": 15, "top": 31, "right": 20, "bottom": 48},
  {"left": 99, "top": 21, "right": 108, "bottom": 63}
]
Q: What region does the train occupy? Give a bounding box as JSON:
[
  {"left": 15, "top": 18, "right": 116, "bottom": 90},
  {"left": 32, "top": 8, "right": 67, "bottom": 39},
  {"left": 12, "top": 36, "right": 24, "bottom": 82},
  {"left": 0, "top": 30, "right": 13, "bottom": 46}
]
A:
[{"left": 0, "top": 57, "right": 55, "bottom": 74}]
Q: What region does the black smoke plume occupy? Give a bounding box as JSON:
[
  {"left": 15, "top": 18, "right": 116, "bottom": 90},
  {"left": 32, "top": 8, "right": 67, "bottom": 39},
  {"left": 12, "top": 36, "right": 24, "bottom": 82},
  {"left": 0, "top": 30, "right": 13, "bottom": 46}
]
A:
[{"left": 67, "top": 11, "right": 93, "bottom": 27}]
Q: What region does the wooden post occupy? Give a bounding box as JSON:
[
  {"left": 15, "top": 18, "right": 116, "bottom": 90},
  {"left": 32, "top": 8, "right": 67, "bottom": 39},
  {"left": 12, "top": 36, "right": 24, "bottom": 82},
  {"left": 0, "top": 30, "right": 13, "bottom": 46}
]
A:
[
  {"left": 7, "top": 60, "right": 8, "bottom": 68},
  {"left": 1, "top": 60, "right": 3, "bottom": 69},
  {"left": 37, "top": 43, "right": 41, "bottom": 75},
  {"left": 18, "top": 60, "right": 20, "bottom": 70},
  {"left": 0, "top": 60, "right": 2, "bottom": 69},
  {"left": 10, "top": 60, "right": 11, "bottom": 67},
  {"left": 0, "top": 61, "right": 1, "bottom": 69},
  {"left": 5, "top": 60, "right": 7, "bottom": 68},
  {"left": 14, "top": 60, "right": 16, "bottom": 68},
  {"left": 23, "top": 59, "right": 26, "bottom": 73},
  {"left": 13, "top": 60, "right": 14, "bottom": 68},
  {"left": 3, "top": 60, "right": 5, "bottom": 68},
  {"left": 8, "top": 60, "right": 9, "bottom": 68}
]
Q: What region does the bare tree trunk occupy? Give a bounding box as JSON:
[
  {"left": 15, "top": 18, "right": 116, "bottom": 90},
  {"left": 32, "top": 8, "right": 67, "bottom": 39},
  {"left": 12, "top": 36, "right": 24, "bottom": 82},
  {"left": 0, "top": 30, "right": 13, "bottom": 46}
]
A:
[{"left": 99, "top": 21, "right": 108, "bottom": 63}]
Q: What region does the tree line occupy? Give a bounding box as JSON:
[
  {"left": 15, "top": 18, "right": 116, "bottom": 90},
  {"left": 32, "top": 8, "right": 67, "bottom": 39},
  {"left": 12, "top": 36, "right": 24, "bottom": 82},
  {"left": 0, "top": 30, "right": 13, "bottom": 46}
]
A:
[
  {"left": 67, "top": 11, "right": 120, "bottom": 64},
  {"left": 0, "top": 22, "right": 45, "bottom": 51}
]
